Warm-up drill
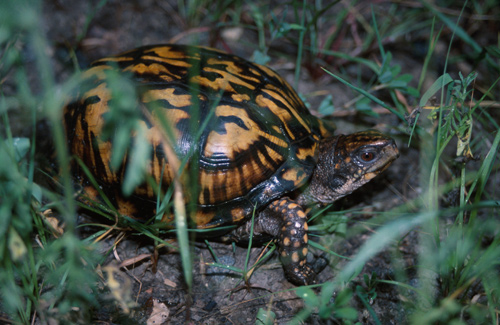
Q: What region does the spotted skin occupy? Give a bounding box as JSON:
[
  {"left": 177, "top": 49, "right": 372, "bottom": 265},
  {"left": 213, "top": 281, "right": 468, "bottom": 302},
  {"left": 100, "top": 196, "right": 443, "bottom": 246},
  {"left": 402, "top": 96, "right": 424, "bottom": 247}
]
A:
[
  {"left": 64, "top": 44, "right": 399, "bottom": 285},
  {"left": 271, "top": 197, "right": 313, "bottom": 285}
]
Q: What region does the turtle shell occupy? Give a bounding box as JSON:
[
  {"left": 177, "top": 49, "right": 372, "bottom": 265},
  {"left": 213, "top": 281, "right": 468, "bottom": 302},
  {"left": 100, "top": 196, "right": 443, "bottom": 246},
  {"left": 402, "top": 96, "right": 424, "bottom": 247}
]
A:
[{"left": 64, "top": 44, "right": 333, "bottom": 229}]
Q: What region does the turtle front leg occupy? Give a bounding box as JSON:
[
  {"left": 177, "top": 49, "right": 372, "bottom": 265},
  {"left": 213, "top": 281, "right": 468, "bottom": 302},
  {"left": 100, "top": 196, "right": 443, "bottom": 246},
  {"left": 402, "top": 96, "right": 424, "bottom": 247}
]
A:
[
  {"left": 227, "top": 197, "right": 323, "bottom": 285},
  {"left": 264, "top": 197, "right": 315, "bottom": 285}
]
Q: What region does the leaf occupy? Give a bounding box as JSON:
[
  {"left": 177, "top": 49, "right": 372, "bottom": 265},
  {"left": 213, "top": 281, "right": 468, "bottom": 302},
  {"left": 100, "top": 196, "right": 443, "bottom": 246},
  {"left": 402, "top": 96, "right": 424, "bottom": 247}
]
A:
[
  {"left": 419, "top": 74, "right": 453, "bottom": 108},
  {"left": 31, "top": 182, "right": 42, "bottom": 203},
  {"left": 390, "top": 64, "right": 402, "bottom": 79},
  {"left": 283, "top": 22, "right": 306, "bottom": 31},
  {"left": 296, "top": 286, "right": 319, "bottom": 309},
  {"left": 378, "top": 51, "right": 394, "bottom": 83},
  {"left": 355, "top": 96, "right": 372, "bottom": 111},
  {"left": 334, "top": 307, "right": 358, "bottom": 320},
  {"left": 122, "top": 128, "right": 151, "bottom": 196},
  {"left": 388, "top": 79, "right": 408, "bottom": 89},
  {"left": 146, "top": 299, "right": 170, "bottom": 325},
  {"left": 252, "top": 50, "right": 270, "bottom": 65},
  {"left": 379, "top": 70, "right": 394, "bottom": 84},
  {"left": 319, "top": 281, "right": 336, "bottom": 309},
  {"left": 12, "top": 137, "right": 30, "bottom": 162},
  {"left": 355, "top": 97, "right": 379, "bottom": 117},
  {"left": 406, "top": 86, "right": 420, "bottom": 97},
  {"left": 318, "top": 282, "right": 337, "bottom": 319},
  {"left": 111, "top": 126, "right": 131, "bottom": 169},
  {"left": 335, "top": 287, "right": 353, "bottom": 307},
  {"left": 318, "top": 95, "right": 335, "bottom": 115},
  {"left": 8, "top": 228, "right": 27, "bottom": 262},
  {"left": 255, "top": 308, "right": 276, "bottom": 325},
  {"left": 396, "top": 73, "right": 413, "bottom": 83}
]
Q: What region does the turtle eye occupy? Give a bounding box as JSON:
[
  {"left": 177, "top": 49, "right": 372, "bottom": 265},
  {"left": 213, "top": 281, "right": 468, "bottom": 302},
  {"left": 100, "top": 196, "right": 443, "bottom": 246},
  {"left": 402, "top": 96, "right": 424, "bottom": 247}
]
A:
[{"left": 359, "top": 150, "right": 376, "bottom": 162}]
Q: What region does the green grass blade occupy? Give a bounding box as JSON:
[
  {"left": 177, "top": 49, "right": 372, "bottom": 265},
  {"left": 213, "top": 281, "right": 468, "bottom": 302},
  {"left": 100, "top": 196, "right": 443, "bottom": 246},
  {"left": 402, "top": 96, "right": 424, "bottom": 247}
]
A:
[
  {"left": 338, "top": 211, "right": 435, "bottom": 284},
  {"left": 321, "top": 68, "right": 404, "bottom": 120},
  {"left": 422, "top": 1, "right": 480, "bottom": 53},
  {"left": 418, "top": 73, "right": 453, "bottom": 108}
]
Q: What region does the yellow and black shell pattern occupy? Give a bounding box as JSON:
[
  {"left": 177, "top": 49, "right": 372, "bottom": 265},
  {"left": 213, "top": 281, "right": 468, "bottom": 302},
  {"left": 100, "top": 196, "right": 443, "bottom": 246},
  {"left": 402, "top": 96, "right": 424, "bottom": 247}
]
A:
[{"left": 64, "top": 44, "right": 333, "bottom": 230}]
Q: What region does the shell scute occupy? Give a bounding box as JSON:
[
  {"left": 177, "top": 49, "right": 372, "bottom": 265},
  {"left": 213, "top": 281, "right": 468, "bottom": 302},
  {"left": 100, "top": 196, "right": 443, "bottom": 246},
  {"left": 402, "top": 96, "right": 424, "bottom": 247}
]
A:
[{"left": 64, "top": 44, "right": 326, "bottom": 228}]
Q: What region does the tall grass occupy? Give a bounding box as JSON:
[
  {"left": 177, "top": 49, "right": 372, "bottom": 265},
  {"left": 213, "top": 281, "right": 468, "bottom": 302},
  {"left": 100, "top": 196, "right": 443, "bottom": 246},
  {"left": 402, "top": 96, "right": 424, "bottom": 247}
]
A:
[{"left": 1, "top": 1, "right": 102, "bottom": 322}]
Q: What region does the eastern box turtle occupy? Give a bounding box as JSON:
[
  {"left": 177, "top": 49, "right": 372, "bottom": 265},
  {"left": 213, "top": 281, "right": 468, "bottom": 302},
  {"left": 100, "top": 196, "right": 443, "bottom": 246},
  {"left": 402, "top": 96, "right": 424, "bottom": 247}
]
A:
[{"left": 64, "top": 44, "right": 399, "bottom": 285}]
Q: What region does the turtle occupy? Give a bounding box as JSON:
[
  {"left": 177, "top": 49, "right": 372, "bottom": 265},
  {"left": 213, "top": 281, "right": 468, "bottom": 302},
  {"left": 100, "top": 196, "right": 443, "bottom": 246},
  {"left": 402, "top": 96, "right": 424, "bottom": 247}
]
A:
[{"left": 63, "top": 44, "right": 399, "bottom": 285}]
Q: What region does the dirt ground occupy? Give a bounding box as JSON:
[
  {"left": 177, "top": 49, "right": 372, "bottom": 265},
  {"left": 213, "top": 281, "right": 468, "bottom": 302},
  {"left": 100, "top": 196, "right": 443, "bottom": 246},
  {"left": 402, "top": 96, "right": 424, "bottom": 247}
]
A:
[{"left": 8, "top": 0, "right": 497, "bottom": 323}]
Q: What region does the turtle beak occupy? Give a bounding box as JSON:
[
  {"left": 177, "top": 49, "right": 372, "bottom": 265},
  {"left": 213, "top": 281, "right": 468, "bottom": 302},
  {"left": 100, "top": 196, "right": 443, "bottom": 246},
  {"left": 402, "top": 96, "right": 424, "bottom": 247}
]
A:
[{"left": 391, "top": 140, "right": 400, "bottom": 159}]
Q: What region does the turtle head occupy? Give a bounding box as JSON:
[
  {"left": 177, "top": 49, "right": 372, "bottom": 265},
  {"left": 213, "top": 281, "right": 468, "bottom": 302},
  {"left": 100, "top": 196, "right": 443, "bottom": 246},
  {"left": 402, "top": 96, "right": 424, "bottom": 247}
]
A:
[{"left": 303, "top": 130, "right": 399, "bottom": 205}]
